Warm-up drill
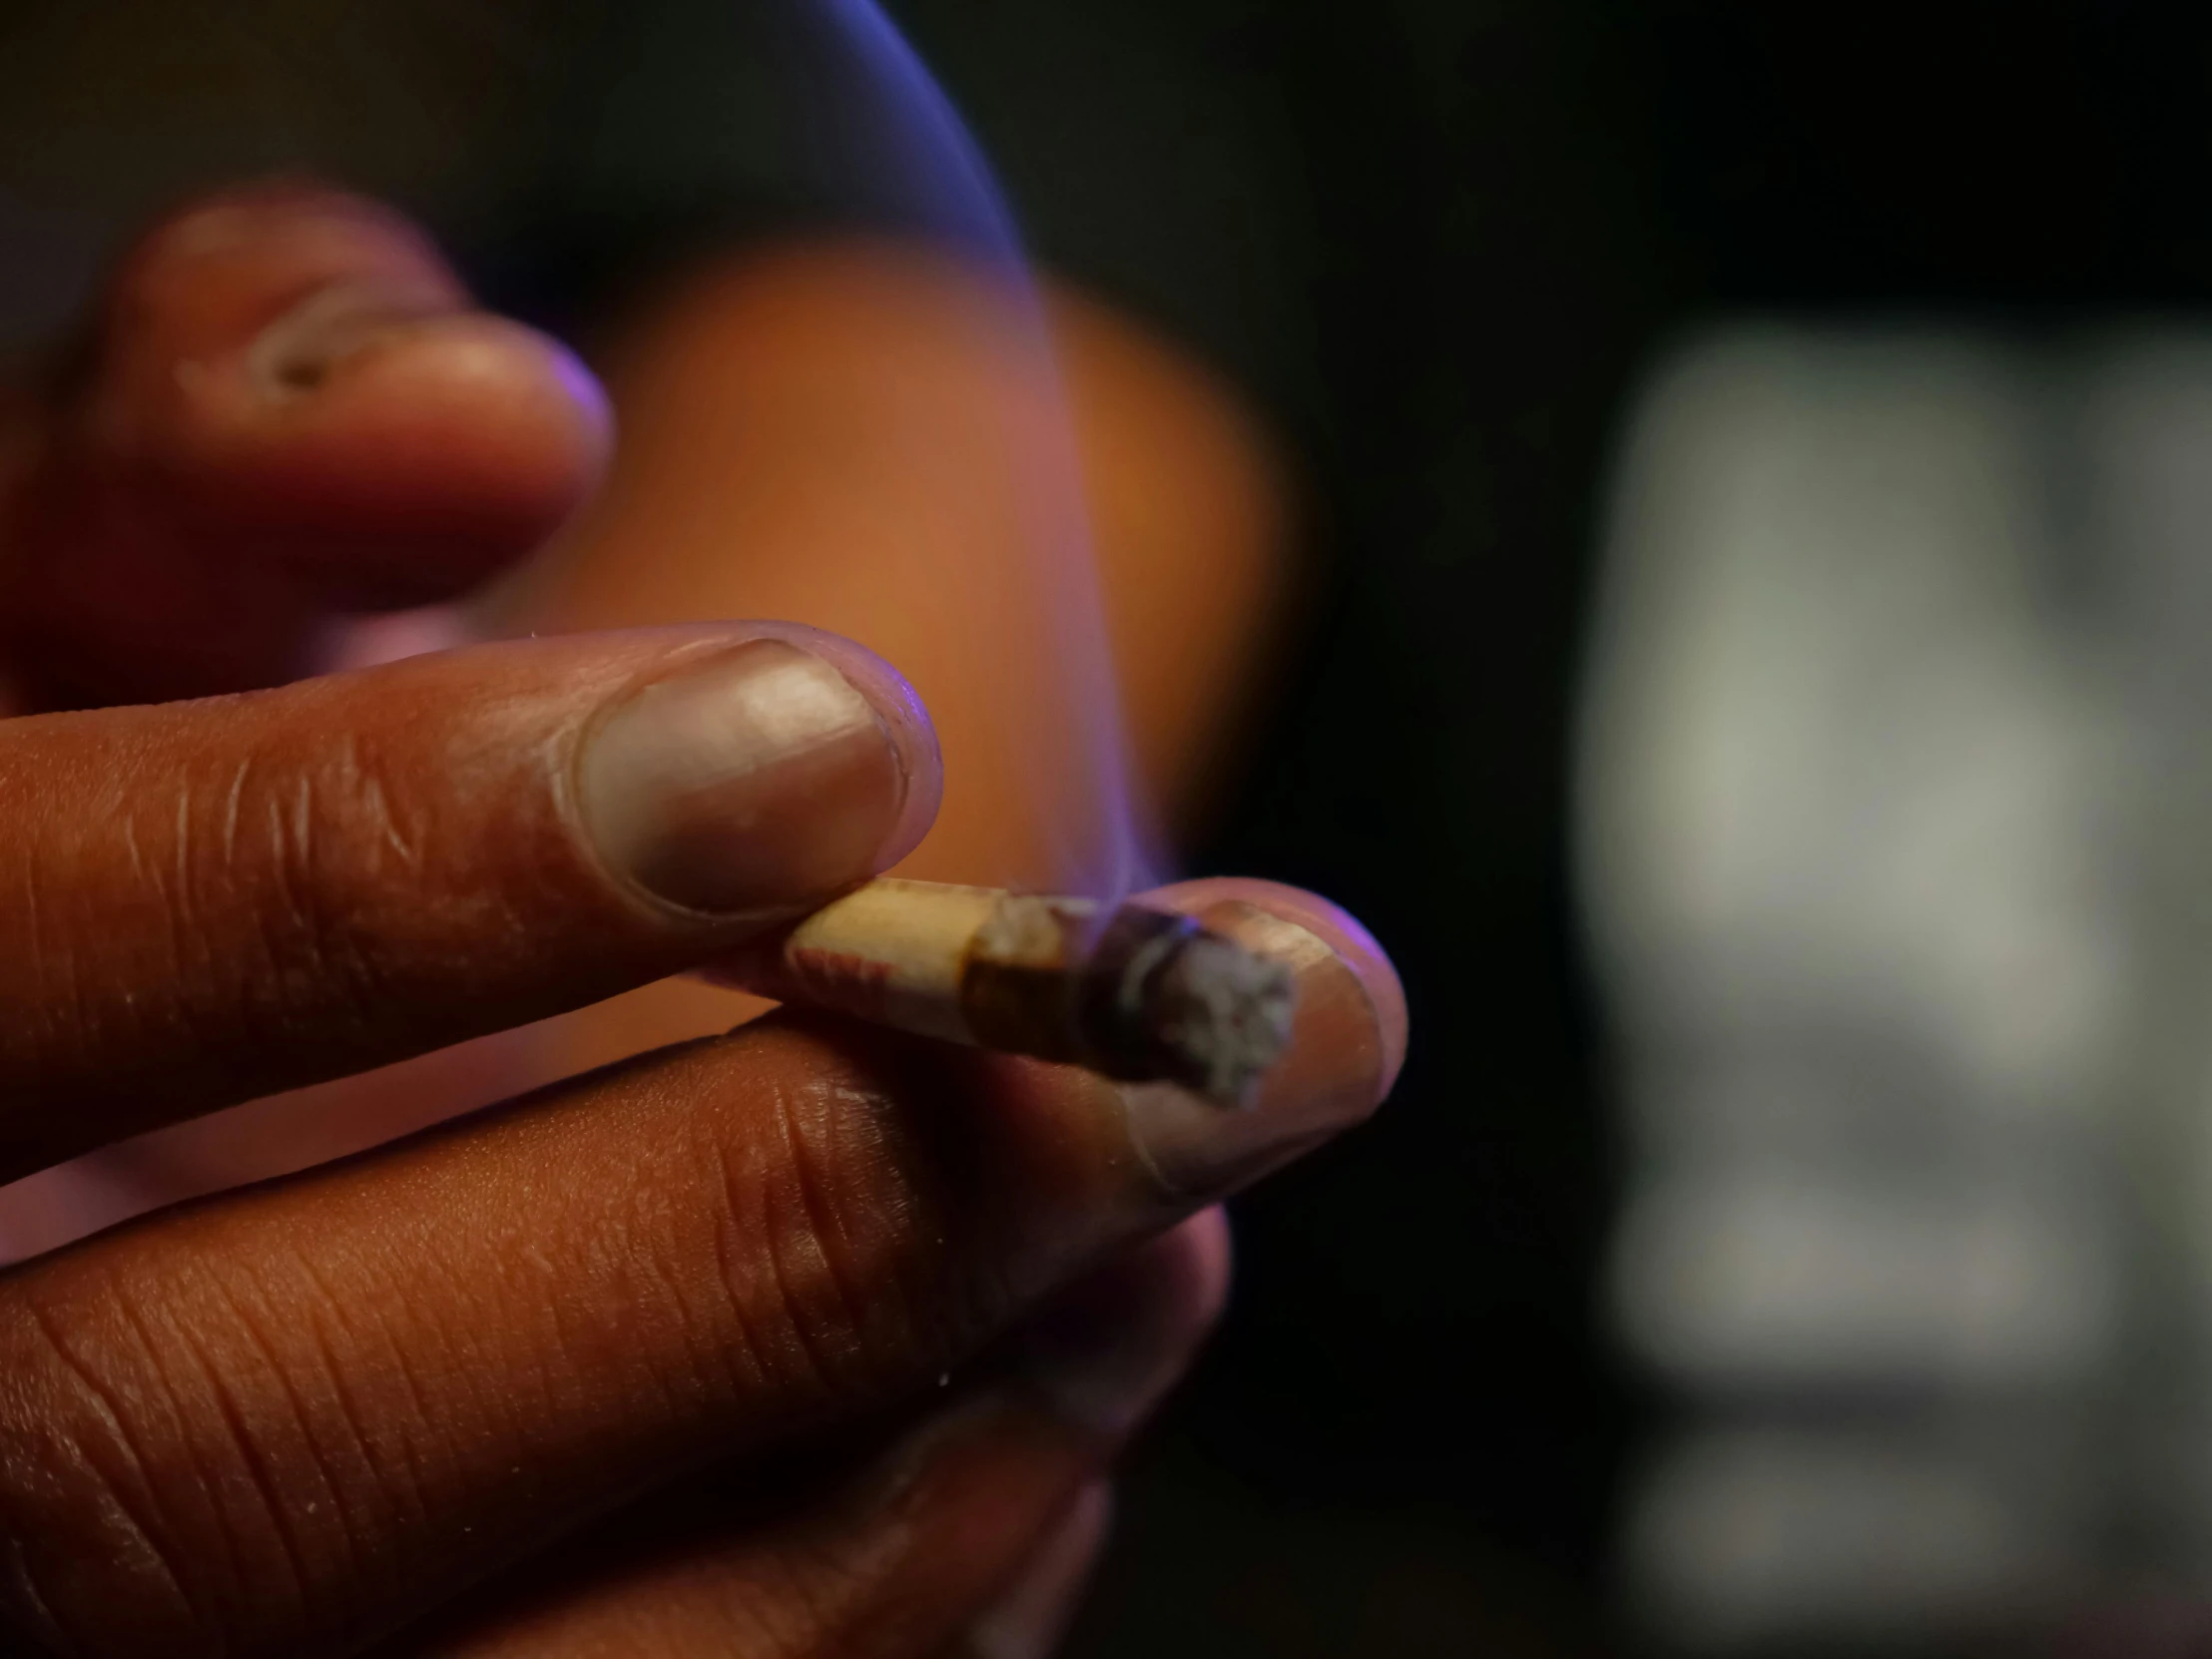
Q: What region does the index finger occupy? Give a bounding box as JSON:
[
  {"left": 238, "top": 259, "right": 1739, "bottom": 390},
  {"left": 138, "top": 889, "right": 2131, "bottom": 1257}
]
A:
[{"left": 0, "top": 622, "right": 938, "bottom": 1179}]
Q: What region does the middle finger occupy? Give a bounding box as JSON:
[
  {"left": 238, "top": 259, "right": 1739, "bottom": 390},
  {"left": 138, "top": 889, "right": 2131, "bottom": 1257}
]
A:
[{"left": 0, "top": 884, "right": 1396, "bottom": 1659}]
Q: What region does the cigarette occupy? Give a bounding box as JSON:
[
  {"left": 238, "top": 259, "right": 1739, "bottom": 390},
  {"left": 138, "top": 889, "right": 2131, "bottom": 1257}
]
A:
[{"left": 724, "top": 878, "right": 1297, "bottom": 1103}]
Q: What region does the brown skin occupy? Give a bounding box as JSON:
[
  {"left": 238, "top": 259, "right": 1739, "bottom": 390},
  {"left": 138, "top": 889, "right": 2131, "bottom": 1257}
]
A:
[
  {"left": 523, "top": 240, "right": 1291, "bottom": 874},
  {"left": 0, "top": 186, "right": 610, "bottom": 711},
  {"left": 520, "top": 242, "right": 1297, "bottom": 1082},
  {"left": 0, "top": 190, "right": 1403, "bottom": 1656}
]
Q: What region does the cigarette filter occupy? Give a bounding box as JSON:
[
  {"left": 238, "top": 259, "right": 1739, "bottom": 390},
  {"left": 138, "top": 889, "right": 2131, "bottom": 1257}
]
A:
[{"left": 728, "top": 878, "right": 1296, "bottom": 1103}]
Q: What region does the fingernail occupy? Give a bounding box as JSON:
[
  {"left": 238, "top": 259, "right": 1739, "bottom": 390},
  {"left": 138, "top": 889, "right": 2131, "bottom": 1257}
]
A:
[
  {"left": 1118, "top": 892, "right": 1404, "bottom": 1198},
  {"left": 1021, "top": 1209, "right": 1231, "bottom": 1438},
  {"left": 247, "top": 279, "right": 454, "bottom": 392},
  {"left": 578, "top": 639, "right": 911, "bottom": 915},
  {"left": 960, "top": 1482, "right": 1113, "bottom": 1659}
]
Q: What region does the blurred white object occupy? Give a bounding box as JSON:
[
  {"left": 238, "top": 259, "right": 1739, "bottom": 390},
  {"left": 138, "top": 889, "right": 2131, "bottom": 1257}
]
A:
[
  {"left": 1628, "top": 1428, "right": 2072, "bottom": 1649},
  {"left": 1616, "top": 1162, "right": 2113, "bottom": 1391},
  {"left": 1581, "top": 329, "right": 2212, "bottom": 1648}
]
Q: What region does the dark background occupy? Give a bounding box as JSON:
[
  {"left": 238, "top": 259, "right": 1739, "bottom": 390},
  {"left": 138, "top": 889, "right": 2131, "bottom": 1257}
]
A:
[
  {"left": 9, "top": 1, "right": 2210, "bottom": 1651},
  {"left": 879, "top": 6, "right": 2212, "bottom": 1652}
]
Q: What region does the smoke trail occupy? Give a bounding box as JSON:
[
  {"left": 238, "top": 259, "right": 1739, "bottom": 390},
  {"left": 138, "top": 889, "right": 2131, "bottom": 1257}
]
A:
[{"left": 761, "top": 0, "right": 1154, "bottom": 900}]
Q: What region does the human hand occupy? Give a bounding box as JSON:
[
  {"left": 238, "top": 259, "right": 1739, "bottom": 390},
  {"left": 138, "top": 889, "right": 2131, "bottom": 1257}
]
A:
[{"left": 0, "top": 190, "right": 1406, "bottom": 1654}]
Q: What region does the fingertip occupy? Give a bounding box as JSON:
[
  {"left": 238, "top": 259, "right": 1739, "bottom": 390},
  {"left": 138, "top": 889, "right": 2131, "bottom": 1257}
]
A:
[
  {"left": 1175, "top": 1204, "right": 1236, "bottom": 1327},
  {"left": 232, "top": 309, "right": 614, "bottom": 604},
  {"left": 742, "top": 623, "right": 944, "bottom": 871},
  {"left": 1131, "top": 1205, "right": 1235, "bottom": 1353},
  {"left": 1142, "top": 876, "right": 1408, "bottom": 1100},
  {"left": 75, "top": 182, "right": 615, "bottom": 609},
  {"left": 1020, "top": 1209, "right": 1234, "bottom": 1440},
  {"left": 575, "top": 627, "right": 943, "bottom": 917},
  {"left": 961, "top": 1481, "right": 1113, "bottom": 1659}
]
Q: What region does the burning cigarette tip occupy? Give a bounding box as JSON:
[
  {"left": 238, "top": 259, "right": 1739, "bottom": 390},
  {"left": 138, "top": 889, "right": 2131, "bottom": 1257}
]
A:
[{"left": 732, "top": 879, "right": 1298, "bottom": 1102}]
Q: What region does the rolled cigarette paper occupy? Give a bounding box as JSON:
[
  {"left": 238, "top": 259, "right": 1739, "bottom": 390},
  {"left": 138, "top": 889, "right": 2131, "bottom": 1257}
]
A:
[{"left": 725, "top": 878, "right": 1297, "bottom": 1103}]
